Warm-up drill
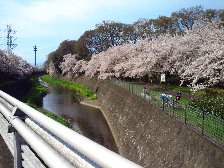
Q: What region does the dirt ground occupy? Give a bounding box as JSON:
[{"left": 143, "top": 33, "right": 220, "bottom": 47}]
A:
[{"left": 0, "top": 135, "right": 13, "bottom": 168}]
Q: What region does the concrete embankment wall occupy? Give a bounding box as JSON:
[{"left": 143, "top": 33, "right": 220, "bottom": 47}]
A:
[{"left": 71, "top": 76, "right": 223, "bottom": 168}]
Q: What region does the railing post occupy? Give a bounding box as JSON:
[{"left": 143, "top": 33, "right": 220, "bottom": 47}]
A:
[
  {"left": 137, "top": 86, "right": 139, "bottom": 96},
  {"left": 184, "top": 105, "right": 187, "bottom": 124},
  {"left": 14, "top": 130, "right": 23, "bottom": 168},
  {"left": 172, "top": 99, "right": 175, "bottom": 116},
  {"left": 8, "top": 123, "right": 23, "bottom": 168},
  {"left": 8, "top": 106, "right": 25, "bottom": 168},
  {"left": 202, "top": 110, "right": 205, "bottom": 135}
]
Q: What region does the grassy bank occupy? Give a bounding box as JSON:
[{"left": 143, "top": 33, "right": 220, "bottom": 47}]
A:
[
  {"left": 154, "top": 83, "right": 192, "bottom": 94},
  {"left": 112, "top": 80, "right": 224, "bottom": 142},
  {"left": 190, "top": 88, "right": 224, "bottom": 119},
  {"left": 23, "top": 76, "right": 69, "bottom": 126},
  {"left": 41, "top": 75, "right": 96, "bottom": 100},
  {"left": 149, "top": 85, "right": 224, "bottom": 142}
]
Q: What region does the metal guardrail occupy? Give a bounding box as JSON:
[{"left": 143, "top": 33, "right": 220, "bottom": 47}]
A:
[
  {"left": 109, "top": 78, "right": 224, "bottom": 147},
  {"left": 0, "top": 90, "right": 142, "bottom": 168}
]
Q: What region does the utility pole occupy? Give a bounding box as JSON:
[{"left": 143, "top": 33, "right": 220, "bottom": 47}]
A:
[
  {"left": 6, "top": 25, "right": 17, "bottom": 54},
  {"left": 33, "top": 45, "right": 37, "bottom": 66}
]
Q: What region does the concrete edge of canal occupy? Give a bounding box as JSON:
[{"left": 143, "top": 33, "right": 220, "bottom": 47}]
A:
[{"left": 80, "top": 99, "right": 122, "bottom": 155}]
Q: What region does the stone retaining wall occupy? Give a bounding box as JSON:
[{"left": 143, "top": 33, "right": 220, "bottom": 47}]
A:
[{"left": 71, "top": 76, "right": 224, "bottom": 168}]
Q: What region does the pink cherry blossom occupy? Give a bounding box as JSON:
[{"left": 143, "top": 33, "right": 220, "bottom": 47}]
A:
[{"left": 57, "top": 20, "right": 224, "bottom": 90}]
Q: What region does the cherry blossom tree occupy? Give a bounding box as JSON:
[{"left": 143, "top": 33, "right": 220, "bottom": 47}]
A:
[
  {"left": 0, "top": 50, "right": 34, "bottom": 79},
  {"left": 163, "top": 20, "right": 224, "bottom": 89},
  {"left": 55, "top": 19, "right": 224, "bottom": 90},
  {"left": 85, "top": 34, "right": 174, "bottom": 80},
  {"left": 59, "top": 54, "right": 87, "bottom": 78},
  {"left": 47, "top": 61, "right": 56, "bottom": 77}
]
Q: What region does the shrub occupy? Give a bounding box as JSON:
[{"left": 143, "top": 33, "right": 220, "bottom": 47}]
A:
[{"left": 190, "top": 88, "right": 224, "bottom": 119}]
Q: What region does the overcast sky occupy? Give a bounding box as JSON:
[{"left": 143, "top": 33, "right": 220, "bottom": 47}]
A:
[{"left": 0, "top": 0, "right": 223, "bottom": 65}]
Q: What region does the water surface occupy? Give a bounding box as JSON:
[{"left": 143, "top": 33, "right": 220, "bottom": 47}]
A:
[{"left": 43, "top": 85, "right": 118, "bottom": 153}]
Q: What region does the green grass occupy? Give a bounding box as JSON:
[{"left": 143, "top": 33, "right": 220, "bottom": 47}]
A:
[
  {"left": 153, "top": 83, "right": 192, "bottom": 94},
  {"left": 190, "top": 87, "right": 224, "bottom": 119},
  {"left": 112, "top": 80, "right": 224, "bottom": 143},
  {"left": 165, "top": 104, "right": 224, "bottom": 142},
  {"left": 124, "top": 82, "right": 190, "bottom": 105},
  {"left": 150, "top": 90, "right": 190, "bottom": 105},
  {"left": 27, "top": 103, "right": 69, "bottom": 126},
  {"left": 145, "top": 91, "right": 224, "bottom": 142},
  {"left": 24, "top": 76, "right": 69, "bottom": 127},
  {"left": 23, "top": 77, "right": 48, "bottom": 106},
  {"left": 41, "top": 75, "right": 96, "bottom": 100}
]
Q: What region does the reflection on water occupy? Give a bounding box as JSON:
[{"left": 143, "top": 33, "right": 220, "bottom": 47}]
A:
[{"left": 43, "top": 85, "right": 118, "bottom": 153}]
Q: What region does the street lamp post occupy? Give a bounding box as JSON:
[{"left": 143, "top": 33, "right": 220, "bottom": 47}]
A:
[{"left": 33, "top": 45, "right": 37, "bottom": 66}]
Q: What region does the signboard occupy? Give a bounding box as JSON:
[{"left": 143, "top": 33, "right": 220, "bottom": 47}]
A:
[{"left": 160, "top": 73, "right": 166, "bottom": 82}]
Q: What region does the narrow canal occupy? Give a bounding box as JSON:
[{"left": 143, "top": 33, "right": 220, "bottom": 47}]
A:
[{"left": 42, "top": 85, "right": 118, "bottom": 153}]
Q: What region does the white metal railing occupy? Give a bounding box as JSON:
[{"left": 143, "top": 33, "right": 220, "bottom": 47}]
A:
[{"left": 0, "top": 90, "right": 142, "bottom": 168}]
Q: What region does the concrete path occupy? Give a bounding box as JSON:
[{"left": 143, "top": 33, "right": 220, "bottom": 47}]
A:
[
  {"left": 80, "top": 99, "right": 101, "bottom": 109},
  {"left": 0, "top": 135, "right": 13, "bottom": 168}
]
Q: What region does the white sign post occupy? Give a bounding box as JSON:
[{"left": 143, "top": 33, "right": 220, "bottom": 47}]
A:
[{"left": 161, "top": 73, "right": 166, "bottom": 83}]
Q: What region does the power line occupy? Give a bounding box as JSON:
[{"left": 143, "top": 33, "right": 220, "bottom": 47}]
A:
[{"left": 5, "top": 25, "right": 17, "bottom": 54}]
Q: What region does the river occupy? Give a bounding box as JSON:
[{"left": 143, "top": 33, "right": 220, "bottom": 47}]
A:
[{"left": 42, "top": 85, "right": 118, "bottom": 153}]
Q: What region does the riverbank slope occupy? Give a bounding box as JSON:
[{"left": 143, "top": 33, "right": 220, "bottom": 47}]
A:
[{"left": 70, "top": 75, "right": 224, "bottom": 168}]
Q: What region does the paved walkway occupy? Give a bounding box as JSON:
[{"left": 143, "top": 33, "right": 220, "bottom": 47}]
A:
[{"left": 0, "top": 135, "right": 13, "bottom": 168}]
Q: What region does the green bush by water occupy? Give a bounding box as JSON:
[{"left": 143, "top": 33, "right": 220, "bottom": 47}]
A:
[
  {"left": 23, "top": 77, "right": 47, "bottom": 106},
  {"left": 27, "top": 103, "right": 69, "bottom": 126},
  {"left": 24, "top": 76, "right": 69, "bottom": 126},
  {"left": 41, "top": 75, "right": 97, "bottom": 100}
]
